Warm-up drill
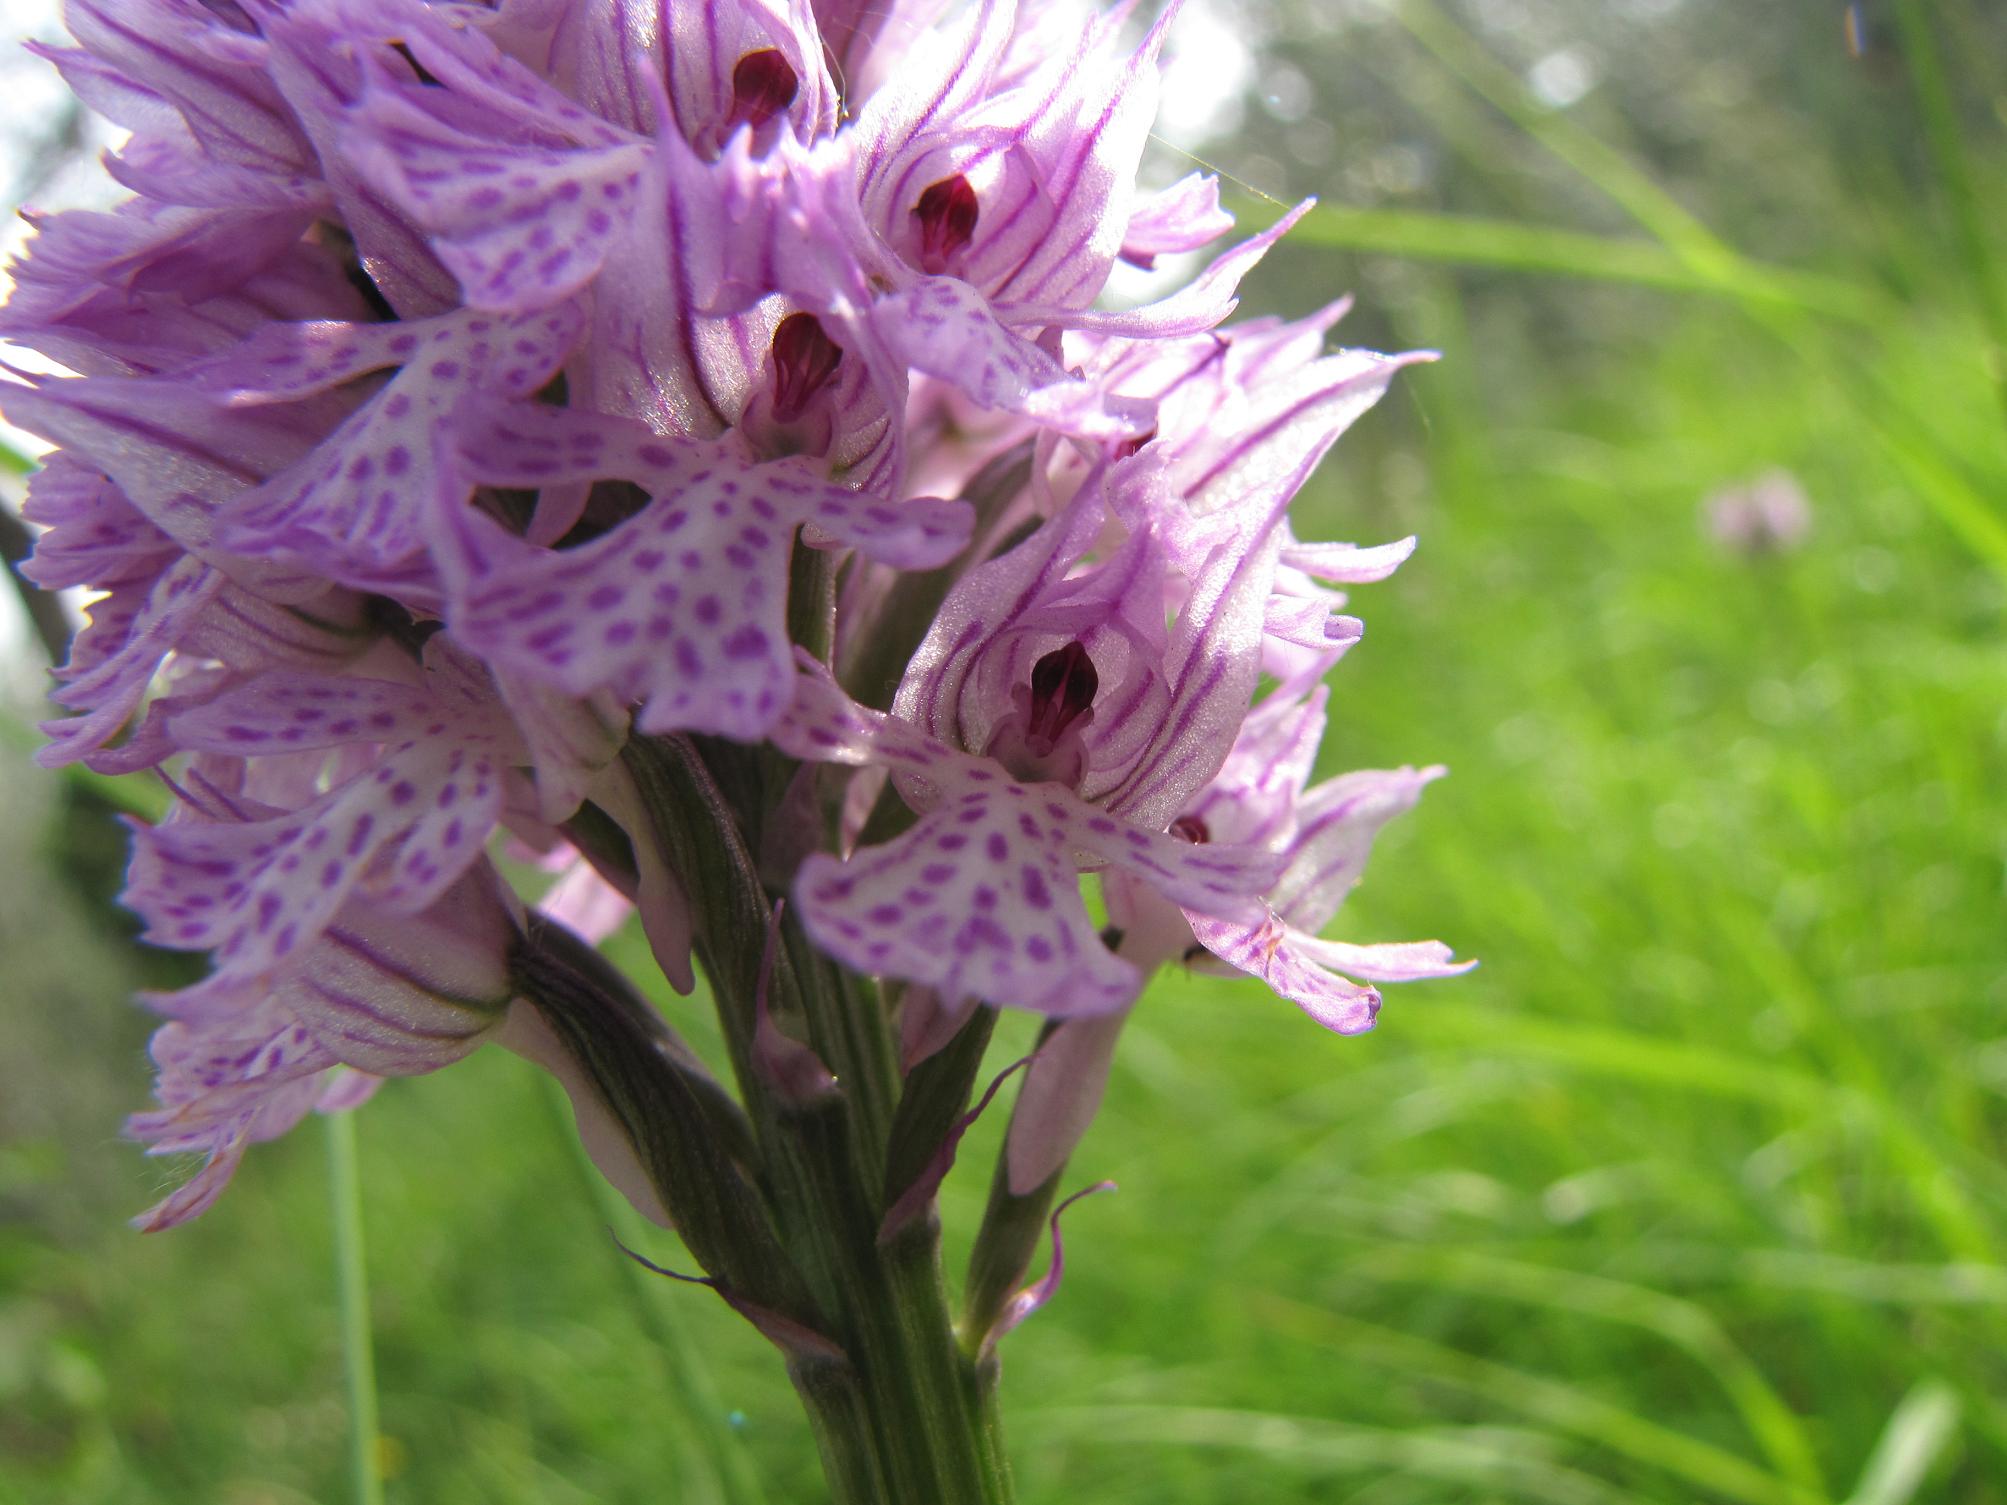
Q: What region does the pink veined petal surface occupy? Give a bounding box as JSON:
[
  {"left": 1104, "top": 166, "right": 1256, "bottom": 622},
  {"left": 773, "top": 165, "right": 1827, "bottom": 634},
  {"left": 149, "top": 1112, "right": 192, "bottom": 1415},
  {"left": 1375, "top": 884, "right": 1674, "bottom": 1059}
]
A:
[
  {"left": 126, "top": 999, "right": 340, "bottom": 1231},
  {"left": 351, "top": 90, "right": 654, "bottom": 314},
  {"left": 1119, "top": 170, "right": 1234, "bottom": 268},
  {"left": 127, "top": 665, "right": 518, "bottom": 981},
  {"left": 1184, "top": 910, "right": 1384, "bottom": 1035},
  {"left": 190, "top": 304, "right": 585, "bottom": 577},
  {"left": 776, "top": 659, "right": 1280, "bottom": 1015},
  {"left": 438, "top": 402, "right": 969, "bottom": 738},
  {"left": 871, "top": 276, "right": 1153, "bottom": 439}
]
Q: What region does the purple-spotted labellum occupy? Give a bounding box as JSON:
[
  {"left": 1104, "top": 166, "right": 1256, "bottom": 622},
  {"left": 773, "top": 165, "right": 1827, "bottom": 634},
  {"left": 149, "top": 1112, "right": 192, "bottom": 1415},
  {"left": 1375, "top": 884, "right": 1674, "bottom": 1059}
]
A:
[{"left": 5, "top": 3, "right": 1464, "bottom": 1444}]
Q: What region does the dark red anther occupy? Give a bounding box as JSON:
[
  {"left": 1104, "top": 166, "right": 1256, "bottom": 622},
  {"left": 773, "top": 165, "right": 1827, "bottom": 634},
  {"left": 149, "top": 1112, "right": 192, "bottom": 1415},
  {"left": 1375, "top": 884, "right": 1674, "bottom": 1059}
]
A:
[
  {"left": 1115, "top": 427, "right": 1157, "bottom": 461},
  {"left": 1026, "top": 641, "right": 1098, "bottom": 745},
  {"left": 913, "top": 175, "right": 979, "bottom": 273},
  {"left": 728, "top": 49, "right": 799, "bottom": 134},
  {"left": 1170, "top": 815, "right": 1210, "bottom": 844},
  {"left": 770, "top": 313, "right": 844, "bottom": 421}
]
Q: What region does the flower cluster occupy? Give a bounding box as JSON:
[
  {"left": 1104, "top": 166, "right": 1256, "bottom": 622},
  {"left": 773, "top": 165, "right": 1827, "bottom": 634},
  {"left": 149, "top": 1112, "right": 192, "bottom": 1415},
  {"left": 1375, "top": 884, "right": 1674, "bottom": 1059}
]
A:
[{"left": 5, "top": 0, "right": 1463, "bottom": 1233}]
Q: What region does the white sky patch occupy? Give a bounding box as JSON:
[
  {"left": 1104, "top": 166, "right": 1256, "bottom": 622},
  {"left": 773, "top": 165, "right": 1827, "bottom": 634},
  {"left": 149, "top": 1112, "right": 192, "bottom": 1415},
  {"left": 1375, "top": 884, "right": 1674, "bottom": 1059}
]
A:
[
  {"left": 1102, "top": 0, "right": 1262, "bottom": 309},
  {"left": 1153, "top": 0, "right": 1259, "bottom": 153},
  {"left": 1528, "top": 46, "right": 1600, "bottom": 109}
]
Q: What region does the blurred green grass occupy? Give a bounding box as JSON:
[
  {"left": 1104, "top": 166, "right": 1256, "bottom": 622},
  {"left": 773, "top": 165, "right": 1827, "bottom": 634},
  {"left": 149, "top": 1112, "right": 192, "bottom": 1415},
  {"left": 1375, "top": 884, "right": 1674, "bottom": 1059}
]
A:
[{"left": 4, "top": 2, "right": 2006, "bottom": 1502}]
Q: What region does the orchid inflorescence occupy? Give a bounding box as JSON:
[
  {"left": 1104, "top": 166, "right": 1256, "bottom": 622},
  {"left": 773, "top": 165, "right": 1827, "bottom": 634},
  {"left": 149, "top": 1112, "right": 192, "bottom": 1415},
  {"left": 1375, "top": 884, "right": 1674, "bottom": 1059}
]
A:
[{"left": 5, "top": 0, "right": 1465, "bottom": 1493}]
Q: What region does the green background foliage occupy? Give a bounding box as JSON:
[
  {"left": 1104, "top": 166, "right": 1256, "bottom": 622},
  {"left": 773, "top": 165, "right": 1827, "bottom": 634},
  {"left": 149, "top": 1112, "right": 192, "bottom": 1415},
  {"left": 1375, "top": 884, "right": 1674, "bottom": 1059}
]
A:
[{"left": 4, "top": 1, "right": 2004, "bottom": 1500}]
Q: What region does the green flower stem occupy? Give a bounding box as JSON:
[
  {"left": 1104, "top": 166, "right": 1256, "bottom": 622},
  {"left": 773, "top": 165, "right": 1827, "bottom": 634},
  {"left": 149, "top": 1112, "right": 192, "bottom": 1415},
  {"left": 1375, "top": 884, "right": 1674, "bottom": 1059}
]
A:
[
  {"left": 785, "top": 1209, "right": 1013, "bottom": 1505},
  {"left": 760, "top": 1089, "right": 1013, "bottom": 1503},
  {"left": 325, "top": 1109, "right": 385, "bottom": 1505},
  {"left": 614, "top": 730, "right": 1016, "bottom": 1501}
]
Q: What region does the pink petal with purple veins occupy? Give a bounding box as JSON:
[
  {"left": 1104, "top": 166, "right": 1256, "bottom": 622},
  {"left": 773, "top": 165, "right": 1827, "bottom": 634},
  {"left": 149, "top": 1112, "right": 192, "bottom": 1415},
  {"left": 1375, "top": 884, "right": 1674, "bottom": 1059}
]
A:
[
  {"left": 793, "top": 789, "right": 1145, "bottom": 1015},
  {"left": 850, "top": 0, "right": 1014, "bottom": 199},
  {"left": 895, "top": 468, "right": 1117, "bottom": 754},
  {"left": 202, "top": 304, "right": 584, "bottom": 577},
  {"left": 273, "top": 873, "right": 519, "bottom": 1076},
  {"left": 1120, "top": 171, "right": 1234, "bottom": 269},
  {"left": 61, "top": 0, "right": 309, "bottom": 174},
  {"left": 1095, "top": 482, "right": 1295, "bottom": 831},
  {"left": 958, "top": 0, "right": 1178, "bottom": 311},
  {"left": 1261, "top": 595, "right": 1364, "bottom": 655},
  {"left": 872, "top": 276, "right": 1153, "bottom": 439},
  {"left": 438, "top": 402, "right": 966, "bottom": 738},
  {"left": 0, "top": 378, "right": 325, "bottom": 586},
  {"left": 1185, "top": 910, "right": 1384, "bottom": 1034},
  {"left": 1171, "top": 349, "right": 1430, "bottom": 518},
  {"left": 1280, "top": 535, "right": 1418, "bottom": 583},
  {"left": 349, "top": 87, "right": 651, "bottom": 314},
  {"left": 1022, "top": 201, "right": 1311, "bottom": 341},
  {"left": 1269, "top": 765, "right": 1445, "bottom": 933},
  {"left": 1004, "top": 1009, "right": 1124, "bottom": 1194},
  {"left": 126, "top": 999, "right": 339, "bottom": 1231},
  {"left": 1290, "top": 934, "right": 1475, "bottom": 984},
  {"left": 1185, "top": 683, "right": 1329, "bottom": 851},
  {"left": 552, "top": 0, "right": 839, "bottom": 150}
]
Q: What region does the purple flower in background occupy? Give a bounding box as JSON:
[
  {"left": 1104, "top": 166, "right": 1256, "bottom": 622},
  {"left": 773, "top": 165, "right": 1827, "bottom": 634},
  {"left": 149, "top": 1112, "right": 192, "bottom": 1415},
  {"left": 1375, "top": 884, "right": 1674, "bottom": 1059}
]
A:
[
  {"left": 4, "top": 0, "right": 1462, "bottom": 1272},
  {"left": 1704, "top": 466, "right": 1812, "bottom": 555}
]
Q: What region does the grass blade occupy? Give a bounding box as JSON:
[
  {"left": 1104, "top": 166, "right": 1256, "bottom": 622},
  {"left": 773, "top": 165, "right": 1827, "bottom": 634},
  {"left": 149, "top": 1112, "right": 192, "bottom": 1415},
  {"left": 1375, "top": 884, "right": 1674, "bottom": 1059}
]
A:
[
  {"left": 1252, "top": 1295, "right": 1830, "bottom": 1505},
  {"left": 1891, "top": 0, "right": 2007, "bottom": 422},
  {"left": 1844, "top": 1380, "right": 1960, "bottom": 1505},
  {"left": 1347, "top": 1247, "right": 1829, "bottom": 1497},
  {"left": 326, "top": 1109, "right": 386, "bottom": 1505},
  {"left": 1268, "top": 203, "right": 1883, "bottom": 325},
  {"left": 1029, "top": 1405, "right": 1633, "bottom": 1505}
]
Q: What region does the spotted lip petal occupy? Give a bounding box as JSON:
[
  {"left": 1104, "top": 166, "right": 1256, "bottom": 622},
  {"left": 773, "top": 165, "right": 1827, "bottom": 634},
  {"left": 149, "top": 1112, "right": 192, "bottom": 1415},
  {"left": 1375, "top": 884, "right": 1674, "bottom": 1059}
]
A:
[
  {"left": 775, "top": 657, "right": 1280, "bottom": 1016},
  {"left": 126, "top": 997, "right": 342, "bottom": 1231},
  {"left": 349, "top": 89, "right": 653, "bottom": 315},
  {"left": 38, "top": 558, "right": 370, "bottom": 773},
  {"left": 436, "top": 401, "right": 970, "bottom": 740},
  {"left": 127, "top": 863, "right": 519, "bottom": 1231},
  {"left": 186, "top": 303, "right": 585, "bottom": 582},
  {"left": 126, "top": 658, "right": 519, "bottom": 985}
]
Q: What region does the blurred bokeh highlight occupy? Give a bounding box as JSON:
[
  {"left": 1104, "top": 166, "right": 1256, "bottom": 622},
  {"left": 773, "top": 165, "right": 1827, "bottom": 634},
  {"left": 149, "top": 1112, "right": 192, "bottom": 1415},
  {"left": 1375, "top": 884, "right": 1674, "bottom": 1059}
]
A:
[{"left": 4, "top": 1, "right": 2004, "bottom": 1501}]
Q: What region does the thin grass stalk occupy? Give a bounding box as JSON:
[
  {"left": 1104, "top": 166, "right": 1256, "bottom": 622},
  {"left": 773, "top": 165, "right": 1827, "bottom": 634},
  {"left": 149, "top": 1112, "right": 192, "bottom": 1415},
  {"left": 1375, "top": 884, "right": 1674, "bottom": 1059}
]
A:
[
  {"left": 325, "top": 1109, "right": 386, "bottom": 1505},
  {"left": 1891, "top": 0, "right": 2007, "bottom": 425}
]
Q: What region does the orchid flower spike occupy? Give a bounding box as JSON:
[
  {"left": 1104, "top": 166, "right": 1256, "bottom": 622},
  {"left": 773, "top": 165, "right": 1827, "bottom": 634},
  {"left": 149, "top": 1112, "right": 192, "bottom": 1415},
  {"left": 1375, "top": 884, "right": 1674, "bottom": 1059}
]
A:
[{"left": 5, "top": 0, "right": 1463, "bottom": 1267}]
